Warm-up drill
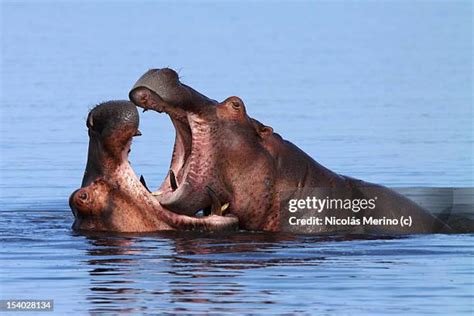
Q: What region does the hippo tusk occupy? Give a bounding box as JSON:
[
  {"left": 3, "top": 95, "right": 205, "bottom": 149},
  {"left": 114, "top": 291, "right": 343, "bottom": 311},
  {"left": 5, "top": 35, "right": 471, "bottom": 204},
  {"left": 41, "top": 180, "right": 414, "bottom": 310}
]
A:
[
  {"left": 221, "top": 202, "right": 230, "bottom": 214},
  {"left": 169, "top": 169, "right": 178, "bottom": 191},
  {"left": 139, "top": 175, "right": 151, "bottom": 193}
]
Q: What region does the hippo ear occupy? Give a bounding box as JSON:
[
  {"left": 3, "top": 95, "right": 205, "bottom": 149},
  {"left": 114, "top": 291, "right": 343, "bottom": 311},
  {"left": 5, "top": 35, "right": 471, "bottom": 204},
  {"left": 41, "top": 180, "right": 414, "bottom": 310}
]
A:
[{"left": 259, "top": 126, "right": 273, "bottom": 137}]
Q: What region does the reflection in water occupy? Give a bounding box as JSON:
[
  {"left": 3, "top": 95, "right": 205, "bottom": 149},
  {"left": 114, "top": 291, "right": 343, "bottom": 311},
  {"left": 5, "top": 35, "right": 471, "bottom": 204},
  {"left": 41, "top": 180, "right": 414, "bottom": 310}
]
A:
[
  {"left": 80, "top": 231, "right": 402, "bottom": 313},
  {"left": 0, "top": 209, "right": 472, "bottom": 314},
  {"left": 83, "top": 236, "right": 141, "bottom": 313},
  {"left": 80, "top": 232, "right": 284, "bottom": 312}
]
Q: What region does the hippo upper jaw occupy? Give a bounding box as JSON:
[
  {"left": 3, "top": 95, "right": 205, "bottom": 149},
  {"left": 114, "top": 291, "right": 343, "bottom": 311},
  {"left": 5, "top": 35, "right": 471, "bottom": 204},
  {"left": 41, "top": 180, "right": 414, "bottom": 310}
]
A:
[{"left": 129, "top": 68, "right": 216, "bottom": 114}]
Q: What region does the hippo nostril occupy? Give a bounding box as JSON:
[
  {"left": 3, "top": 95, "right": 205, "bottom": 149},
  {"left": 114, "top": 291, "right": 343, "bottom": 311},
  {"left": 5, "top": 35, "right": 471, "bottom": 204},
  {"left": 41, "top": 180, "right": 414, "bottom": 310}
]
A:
[
  {"left": 79, "top": 192, "right": 88, "bottom": 200},
  {"left": 137, "top": 90, "right": 148, "bottom": 104},
  {"left": 232, "top": 102, "right": 240, "bottom": 109}
]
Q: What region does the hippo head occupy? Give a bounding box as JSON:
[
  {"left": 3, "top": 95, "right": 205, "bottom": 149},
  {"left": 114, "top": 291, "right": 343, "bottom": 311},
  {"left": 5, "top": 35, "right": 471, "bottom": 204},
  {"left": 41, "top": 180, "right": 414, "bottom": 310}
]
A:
[
  {"left": 130, "top": 69, "right": 277, "bottom": 229},
  {"left": 69, "top": 100, "right": 238, "bottom": 232}
]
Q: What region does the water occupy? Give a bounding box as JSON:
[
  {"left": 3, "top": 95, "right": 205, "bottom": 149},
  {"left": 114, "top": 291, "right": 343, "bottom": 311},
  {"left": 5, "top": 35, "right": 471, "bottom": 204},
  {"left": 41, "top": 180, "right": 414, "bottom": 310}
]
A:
[
  {"left": 1, "top": 210, "right": 473, "bottom": 314},
  {"left": 1, "top": 0, "right": 473, "bottom": 314}
]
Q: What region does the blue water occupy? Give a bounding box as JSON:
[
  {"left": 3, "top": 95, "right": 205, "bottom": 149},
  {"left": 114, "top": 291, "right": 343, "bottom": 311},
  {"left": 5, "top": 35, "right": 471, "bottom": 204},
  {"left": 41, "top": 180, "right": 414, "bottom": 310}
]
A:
[{"left": 1, "top": 0, "right": 472, "bottom": 314}]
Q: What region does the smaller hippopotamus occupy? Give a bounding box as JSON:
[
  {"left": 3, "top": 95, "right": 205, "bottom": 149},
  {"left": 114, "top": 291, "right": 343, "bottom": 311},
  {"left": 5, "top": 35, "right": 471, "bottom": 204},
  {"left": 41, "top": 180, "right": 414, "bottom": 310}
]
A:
[{"left": 69, "top": 101, "right": 238, "bottom": 233}]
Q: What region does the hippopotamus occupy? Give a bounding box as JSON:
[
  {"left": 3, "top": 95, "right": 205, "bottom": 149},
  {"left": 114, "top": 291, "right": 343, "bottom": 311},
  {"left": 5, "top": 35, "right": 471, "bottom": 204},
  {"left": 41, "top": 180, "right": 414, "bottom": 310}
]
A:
[
  {"left": 69, "top": 100, "right": 238, "bottom": 232},
  {"left": 129, "top": 68, "right": 451, "bottom": 234}
]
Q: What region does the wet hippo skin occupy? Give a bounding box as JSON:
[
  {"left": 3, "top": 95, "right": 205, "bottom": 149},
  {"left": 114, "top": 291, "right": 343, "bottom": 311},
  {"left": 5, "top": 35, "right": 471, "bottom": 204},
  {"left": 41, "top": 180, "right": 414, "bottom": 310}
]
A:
[
  {"left": 130, "top": 69, "right": 452, "bottom": 234},
  {"left": 69, "top": 101, "right": 238, "bottom": 233}
]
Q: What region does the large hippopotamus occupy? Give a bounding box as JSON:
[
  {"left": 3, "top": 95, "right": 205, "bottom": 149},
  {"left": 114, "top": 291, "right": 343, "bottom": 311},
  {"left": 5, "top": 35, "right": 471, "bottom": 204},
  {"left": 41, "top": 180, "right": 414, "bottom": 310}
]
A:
[
  {"left": 129, "top": 68, "right": 451, "bottom": 234},
  {"left": 69, "top": 101, "right": 238, "bottom": 232}
]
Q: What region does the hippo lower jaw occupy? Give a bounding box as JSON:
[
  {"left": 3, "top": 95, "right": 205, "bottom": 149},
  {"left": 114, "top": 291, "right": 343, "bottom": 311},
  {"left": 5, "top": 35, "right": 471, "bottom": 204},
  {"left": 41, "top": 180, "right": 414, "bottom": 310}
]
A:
[
  {"left": 72, "top": 157, "right": 237, "bottom": 232},
  {"left": 130, "top": 70, "right": 232, "bottom": 217},
  {"left": 153, "top": 116, "right": 231, "bottom": 217}
]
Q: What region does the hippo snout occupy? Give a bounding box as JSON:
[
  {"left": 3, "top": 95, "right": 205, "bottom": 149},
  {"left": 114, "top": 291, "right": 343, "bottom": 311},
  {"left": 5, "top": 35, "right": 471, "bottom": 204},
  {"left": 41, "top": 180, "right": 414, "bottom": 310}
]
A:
[
  {"left": 87, "top": 101, "right": 139, "bottom": 135},
  {"left": 130, "top": 68, "right": 180, "bottom": 102},
  {"left": 69, "top": 188, "right": 91, "bottom": 218},
  {"left": 129, "top": 67, "right": 215, "bottom": 111},
  {"left": 148, "top": 68, "right": 179, "bottom": 83}
]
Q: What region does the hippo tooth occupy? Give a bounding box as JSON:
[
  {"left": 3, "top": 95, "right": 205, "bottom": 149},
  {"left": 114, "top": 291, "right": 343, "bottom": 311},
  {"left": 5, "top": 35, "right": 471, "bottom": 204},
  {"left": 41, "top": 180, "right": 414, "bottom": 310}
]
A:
[
  {"left": 139, "top": 175, "right": 151, "bottom": 193},
  {"left": 152, "top": 191, "right": 162, "bottom": 196},
  {"left": 221, "top": 202, "right": 230, "bottom": 213},
  {"left": 169, "top": 169, "right": 178, "bottom": 191}
]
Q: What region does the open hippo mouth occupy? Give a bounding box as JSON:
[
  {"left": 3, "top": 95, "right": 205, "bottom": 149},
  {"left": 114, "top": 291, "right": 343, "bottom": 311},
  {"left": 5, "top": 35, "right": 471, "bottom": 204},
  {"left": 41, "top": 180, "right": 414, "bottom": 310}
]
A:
[
  {"left": 129, "top": 68, "right": 231, "bottom": 217},
  {"left": 69, "top": 100, "right": 237, "bottom": 232}
]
